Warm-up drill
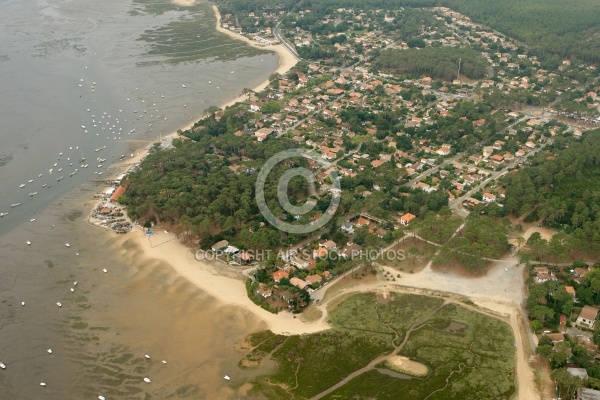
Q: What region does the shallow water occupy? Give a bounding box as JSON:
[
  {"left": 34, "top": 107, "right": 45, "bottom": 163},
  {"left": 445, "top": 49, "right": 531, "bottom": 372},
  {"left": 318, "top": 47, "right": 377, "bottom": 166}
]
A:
[
  {"left": 0, "top": 0, "right": 277, "bottom": 236},
  {"left": 0, "top": 0, "right": 277, "bottom": 397}
]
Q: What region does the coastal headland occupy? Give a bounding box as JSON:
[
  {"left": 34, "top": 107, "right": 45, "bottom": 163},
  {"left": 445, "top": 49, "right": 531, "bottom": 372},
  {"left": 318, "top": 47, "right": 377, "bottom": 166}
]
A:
[{"left": 85, "top": 2, "right": 547, "bottom": 399}]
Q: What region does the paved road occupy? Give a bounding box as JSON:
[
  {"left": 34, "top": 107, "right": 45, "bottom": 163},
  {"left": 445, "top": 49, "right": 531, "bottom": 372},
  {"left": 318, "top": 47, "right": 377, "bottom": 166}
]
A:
[{"left": 273, "top": 21, "right": 300, "bottom": 60}]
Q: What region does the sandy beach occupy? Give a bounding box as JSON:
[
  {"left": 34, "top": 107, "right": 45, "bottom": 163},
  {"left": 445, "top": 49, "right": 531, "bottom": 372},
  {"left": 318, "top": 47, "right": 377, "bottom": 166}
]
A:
[
  {"left": 211, "top": 4, "right": 298, "bottom": 109},
  {"left": 152, "top": 1, "right": 298, "bottom": 146},
  {"left": 125, "top": 227, "right": 329, "bottom": 335},
  {"left": 92, "top": 2, "right": 303, "bottom": 336}
]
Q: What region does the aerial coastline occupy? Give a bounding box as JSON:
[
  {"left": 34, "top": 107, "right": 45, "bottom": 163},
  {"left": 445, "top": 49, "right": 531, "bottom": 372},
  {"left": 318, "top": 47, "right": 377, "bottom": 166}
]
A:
[
  {"left": 78, "top": 1, "right": 600, "bottom": 398},
  {"left": 85, "top": 1, "right": 302, "bottom": 329}
]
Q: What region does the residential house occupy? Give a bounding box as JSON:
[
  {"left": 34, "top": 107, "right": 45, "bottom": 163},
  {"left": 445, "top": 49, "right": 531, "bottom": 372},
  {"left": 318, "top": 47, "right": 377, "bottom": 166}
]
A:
[
  {"left": 235, "top": 251, "right": 254, "bottom": 265},
  {"left": 305, "top": 274, "right": 322, "bottom": 286},
  {"left": 400, "top": 213, "right": 416, "bottom": 226},
  {"left": 256, "top": 283, "right": 272, "bottom": 298},
  {"left": 272, "top": 270, "right": 289, "bottom": 282},
  {"left": 289, "top": 255, "right": 310, "bottom": 269},
  {"left": 211, "top": 240, "right": 229, "bottom": 252},
  {"left": 546, "top": 333, "right": 565, "bottom": 343},
  {"left": 290, "top": 277, "right": 309, "bottom": 290},
  {"left": 574, "top": 268, "right": 589, "bottom": 278},
  {"left": 482, "top": 193, "right": 496, "bottom": 203},
  {"left": 576, "top": 306, "right": 599, "bottom": 329},
  {"left": 567, "top": 367, "right": 589, "bottom": 381},
  {"left": 577, "top": 388, "right": 600, "bottom": 400},
  {"left": 340, "top": 222, "right": 355, "bottom": 234},
  {"left": 320, "top": 240, "right": 337, "bottom": 251},
  {"left": 355, "top": 217, "right": 370, "bottom": 227}
]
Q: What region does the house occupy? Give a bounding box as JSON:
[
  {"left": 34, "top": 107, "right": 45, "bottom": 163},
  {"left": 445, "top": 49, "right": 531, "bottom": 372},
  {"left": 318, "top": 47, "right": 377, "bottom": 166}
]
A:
[
  {"left": 546, "top": 333, "right": 565, "bottom": 343},
  {"left": 415, "top": 181, "right": 433, "bottom": 192},
  {"left": 272, "top": 270, "right": 289, "bottom": 282},
  {"left": 320, "top": 240, "right": 337, "bottom": 251},
  {"left": 313, "top": 246, "right": 329, "bottom": 259},
  {"left": 355, "top": 217, "right": 370, "bottom": 227},
  {"left": 565, "top": 286, "right": 576, "bottom": 298},
  {"left": 289, "top": 255, "right": 310, "bottom": 269},
  {"left": 577, "top": 388, "right": 600, "bottom": 400},
  {"left": 560, "top": 314, "right": 567, "bottom": 327},
  {"left": 341, "top": 242, "right": 363, "bottom": 259},
  {"left": 255, "top": 127, "right": 274, "bottom": 142},
  {"left": 250, "top": 102, "right": 261, "bottom": 112},
  {"left": 567, "top": 367, "right": 589, "bottom": 381},
  {"left": 482, "top": 193, "right": 496, "bottom": 203},
  {"left": 109, "top": 185, "right": 126, "bottom": 202},
  {"left": 576, "top": 306, "right": 599, "bottom": 329},
  {"left": 535, "top": 273, "right": 554, "bottom": 284},
  {"left": 305, "top": 274, "right": 322, "bottom": 286},
  {"left": 400, "top": 213, "right": 416, "bottom": 226},
  {"left": 574, "top": 268, "right": 589, "bottom": 278},
  {"left": 340, "top": 222, "right": 354, "bottom": 234},
  {"left": 490, "top": 154, "right": 504, "bottom": 163},
  {"left": 256, "top": 283, "right": 272, "bottom": 298},
  {"left": 235, "top": 251, "right": 254, "bottom": 265},
  {"left": 211, "top": 240, "right": 229, "bottom": 252},
  {"left": 290, "top": 277, "right": 309, "bottom": 290}
]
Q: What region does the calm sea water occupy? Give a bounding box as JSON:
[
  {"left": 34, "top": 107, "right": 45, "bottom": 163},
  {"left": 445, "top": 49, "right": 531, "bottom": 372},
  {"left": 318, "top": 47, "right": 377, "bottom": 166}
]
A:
[{"left": 0, "top": 0, "right": 275, "bottom": 397}]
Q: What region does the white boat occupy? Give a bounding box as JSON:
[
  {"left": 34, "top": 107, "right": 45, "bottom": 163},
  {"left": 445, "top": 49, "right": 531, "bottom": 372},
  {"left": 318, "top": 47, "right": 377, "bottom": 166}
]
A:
[
  {"left": 102, "top": 268, "right": 108, "bottom": 273},
  {"left": 99, "top": 396, "right": 106, "bottom": 400},
  {"left": 56, "top": 302, "right": 62, "bottom": 307},
  {"left": 40, "top": 383, "right": 46, "bottom": 387},
  {"left": 224, "top": 375, "right": 231, "bottom": 381},
  {"left": 29, "top": 192, "right": 38, "bottom": 196},
  {"left": 143, "top": 377, "right": 151, "bottom": 383},
  {"left": 47, "top": 349, "right": 52, "bottom": 354},
  {"left": 65, "top": 243, "right": 71, "bottom": 247},
  {"left": 181, "top": 84, "right": 186, "bottom": 88},
  {"left": 21, "top": 302, "right": 25, "bottom": 306},
  {"left": 19, "top": 184, "right": 26, "bottom": 188},
  {"left": 58, "top": 168, "right": 62, "bottom": 172},
  {"left": 161, "top": 360, "right": 167, "bottom": 364},
  {"left": 28, "top": 179, "right": 33, "bottom": 183},
  {"left": 56, "top": 176, "right": 63, "bottom": 181},
  {"left": 30, "top": 219, "right": 35, "bottom": 222},
  {"left": 26, "top": 241, "right": 31, "bottom": 245},
  {"left": 0, "top": 212, "right": 8, "bottom": 217},
  {"left": 11, "top": 203, "right": 21, "bottom": 207},
  {"left": 145, "top": 354, "right": 150, "bottom": 359},
  {"left": 0, "top": 362, "right": 6, "bottom": 369}
]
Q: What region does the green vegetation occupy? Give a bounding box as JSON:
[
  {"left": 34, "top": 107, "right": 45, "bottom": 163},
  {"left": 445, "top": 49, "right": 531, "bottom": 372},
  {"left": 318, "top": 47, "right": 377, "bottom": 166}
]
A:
[
  {"left": 503, "top": 131, "right": 600, "bottom": 256},
  {"left": 119, "top": 105, "right": 319, "bottom": 250},
  {"left": 242, "top": 293, "right": 516, "bottom": 399},
  {"left": 134, "top": 0, "right": 269, "bottom": 65},
  {"left": 324, "top": 303, "right": 515, "bottom": 400},
  {"left": 219, "top": 0, "right": 600, "bottom": 64},
  {"left": 435, "top": 214, "right": 510, "bottom": 271},
  {"left": 375, "top": 47, "right": 488, "bottom": 81},
  {"left": 417, "top": 208, "right": 462, "bottom": 245},
  {"left": 443, "top": 0, "right": 600, "bottom": 64}
]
